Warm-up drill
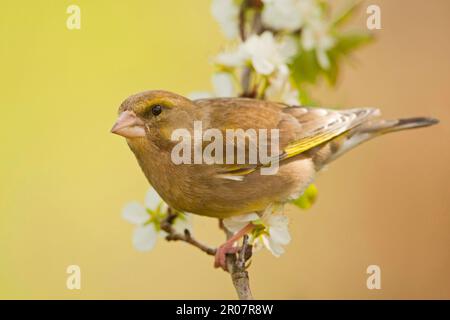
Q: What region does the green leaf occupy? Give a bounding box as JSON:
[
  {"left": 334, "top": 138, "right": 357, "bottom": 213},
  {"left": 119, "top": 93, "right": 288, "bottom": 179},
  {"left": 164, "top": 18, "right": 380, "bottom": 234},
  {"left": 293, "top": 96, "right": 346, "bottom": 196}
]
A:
[
  {"left": 290, "top": 49, "right": 321, "bottom": 85},
  {"left": 292, "top": 184, "right": 318, "bottom": 210},
  {"left": 317, "top": 0, "right": 330, "bottom": 14},
  {"left": 332, "top": 1, "right": 362, "bottom": 28},
  {"left": 322, "top": 51, "right": 339, "bottom": 86},
  {"left": 290, "top": 29, "right": 373, "bottom": 89},
  {"left": 334, "top": 32, "right": 374, "bottom": 55},
  {"left": 297, "top": 88, "right": 317, "bottom": 106},
  {"left": 323, "top": 32, "right": 374, "bottom": 85}
]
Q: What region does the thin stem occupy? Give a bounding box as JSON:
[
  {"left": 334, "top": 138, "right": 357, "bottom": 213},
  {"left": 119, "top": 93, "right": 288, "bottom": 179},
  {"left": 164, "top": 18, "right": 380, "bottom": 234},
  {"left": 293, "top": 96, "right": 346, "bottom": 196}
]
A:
[
  {"left": 162, "top": 212, "right": 254, "bottom": 299},
  {"left": 160, "top": 213, "right": 216, "bottom": 256},
  {"left": 238, "top": 0, "right": 264, "bottom": 98},
  {"left": 240, "top": 66, "right": 253, "bottom": 97},
  {"left": 224, "top": 229, "right": 254, "bottom": 300},
  {"left": 238, "top": 3, "right": 247, "bottom": 41}
]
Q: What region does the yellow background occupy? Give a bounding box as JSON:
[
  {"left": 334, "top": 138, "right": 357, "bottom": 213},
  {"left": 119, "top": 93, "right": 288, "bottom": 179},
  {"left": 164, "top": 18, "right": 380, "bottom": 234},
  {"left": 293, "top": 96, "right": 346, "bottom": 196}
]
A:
[{"left": 0, "top": 0, "right": 449, "bottom": 299}]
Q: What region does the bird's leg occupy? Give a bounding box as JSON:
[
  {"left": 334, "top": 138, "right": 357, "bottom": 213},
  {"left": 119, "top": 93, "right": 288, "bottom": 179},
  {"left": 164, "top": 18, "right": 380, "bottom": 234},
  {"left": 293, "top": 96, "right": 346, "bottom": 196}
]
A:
[{"left": 214, "top": 223, "right": 255, "bottom": 270}]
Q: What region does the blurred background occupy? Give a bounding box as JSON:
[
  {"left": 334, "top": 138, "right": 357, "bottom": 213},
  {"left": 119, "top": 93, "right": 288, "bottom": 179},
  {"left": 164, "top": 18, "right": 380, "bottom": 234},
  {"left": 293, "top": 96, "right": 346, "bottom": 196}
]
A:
[{"left": 0, "top": 0, "right": 449, "bottom": 299}]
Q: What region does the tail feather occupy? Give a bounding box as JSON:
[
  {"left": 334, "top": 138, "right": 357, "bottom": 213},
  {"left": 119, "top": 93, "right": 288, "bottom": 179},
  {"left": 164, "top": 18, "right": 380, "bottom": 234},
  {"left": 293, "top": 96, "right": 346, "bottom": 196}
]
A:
[
  {"left": 358, "top": 117, "right": 439, "bottom": 135},
  {"left": 318, "top": 117, "right": 439, "bottom": 167}
]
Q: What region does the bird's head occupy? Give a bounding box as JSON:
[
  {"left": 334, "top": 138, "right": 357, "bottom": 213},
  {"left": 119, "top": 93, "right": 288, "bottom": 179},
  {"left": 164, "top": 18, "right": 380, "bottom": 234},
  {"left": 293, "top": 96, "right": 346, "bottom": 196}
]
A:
[{"left": 111, "top": 90, "right": 198, "bottom": 147}]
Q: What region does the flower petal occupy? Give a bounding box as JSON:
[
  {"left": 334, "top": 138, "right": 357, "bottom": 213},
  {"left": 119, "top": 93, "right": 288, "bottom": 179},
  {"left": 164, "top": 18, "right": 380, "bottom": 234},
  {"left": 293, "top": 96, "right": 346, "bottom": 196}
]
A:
[
  {"left": 269, "top": 215, "right": 286, "bottom": 225},
  {"left": 211, "top": 0, "right": 240, "bottom": 39},
  {"left": 252, "top": 56, "right": 275, "bottom": 75},
  {"left": 212, "top": 72, "right": 235, "bottom": 97},
  {"left": 132, "top": 225, "right": 158, "bottom": 251},
  {"left": 233, "top": 213, "right": 261, "bottom": 223},
  {"left": 262, "top": 234, "right": 285, "bottom": 257},
  {"left": 269, "top": 225, "right": 291, "bottom": 245},
  {"left": 144, "top": 187, "right": 163, "bottom": 211},
  {"left": 255, "top": 213, "right": 291, "bottom": 256},
  {"left": 279, "top": 36, "right": 298, "bottom": 61},
  {"left": 223, "top": 219, "right": 248, "bottom": 234},
  {"left": 251, "top": 237, "right": 264, "bottom": 253},
  {"left": 173, "top": 213, "right": 193, "bottom": 235},
  {"left": 262, "top": 0, "right": 304, "bottom": 32},
  {"left": 301, "top": 27, "right": 315, "bottom": 50},
  {"left": 265, "top": 65, "right": 299, "bottom": 105},
  {"left": 158, "top": 229, "right": 169, "bottom": 238},
  {"left": 188, "top": 92, "right": 214, "bottom": 100},
  {"left": 122, "top": 202, "right": 148, "bottom": 225},
  {"left": 223, "top": 213, "right": 260, "bottom": 233},
  {"left": 215, "top": 46, "right": 248, "bottom": 67},
  {"left": 316, "top": 49, "right": 330, "bottom": 70}
]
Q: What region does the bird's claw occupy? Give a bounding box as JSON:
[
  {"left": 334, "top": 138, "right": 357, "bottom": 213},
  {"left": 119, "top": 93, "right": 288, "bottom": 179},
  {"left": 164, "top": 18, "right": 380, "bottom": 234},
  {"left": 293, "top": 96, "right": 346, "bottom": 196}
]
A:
[{"left": 214, "top": 243, "right": 240, "bottom": 271}]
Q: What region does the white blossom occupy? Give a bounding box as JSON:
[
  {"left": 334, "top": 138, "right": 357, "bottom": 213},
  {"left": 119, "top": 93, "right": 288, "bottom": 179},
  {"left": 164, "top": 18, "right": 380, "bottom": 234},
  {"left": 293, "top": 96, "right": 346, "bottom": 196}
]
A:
[
  {"left": 187, "top": 91, "right": 215, "bottom": 100},
  {"left": 214, "top": 32, "right": 298, "bottom": 75},
  {"left": 262, "top": 0, "right": 321, "bottom": 32},
  {"left": 188, "top": 72, "right": 236, "bottom": 100},
  {"left": 244, "top": 32, "right": 297, "bottom": 75},
  {"left": 172, "top": 213, "right": 193, "bottom": 235},
  {"left": 214, "top": 45, "right": 248, "bottom": 68},
  {"left": 259, "top": 214, "right": 291, "bottom": 256},
  {"left": 211, "top": 0, "right": 240, "bottom": 39},
  {"left": 122, "top": 188, "right": 192, "bottom": 252},
  {"left": 223, "top": 213, "right": 260, "bottom": 233},
  {"left": 122, "top": 202, "right": 149, "bottom": 225},
  {"left": 261, "top": 0, "right": 335, "bottom": 69},
  {"left": 265, "top": 64, "right": 299, "bottom": 105},
  {"left": 301, "top": 18, "right": 335, "bottom": 69},
  {"left": 212, "top": 72, "right": 236, "bottom": 97},
  {"left": 223, "top": 210, "right": 291, "bottom": 257},
  {"left": 132, "top": 224, "right": 158, "bottom": 251}
]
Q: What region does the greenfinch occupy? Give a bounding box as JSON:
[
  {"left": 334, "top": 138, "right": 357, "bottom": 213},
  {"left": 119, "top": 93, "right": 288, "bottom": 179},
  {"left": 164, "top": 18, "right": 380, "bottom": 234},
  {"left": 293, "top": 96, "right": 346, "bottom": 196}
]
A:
[{"left": 112, "top": 90, "right": 438, "bottom": 268}]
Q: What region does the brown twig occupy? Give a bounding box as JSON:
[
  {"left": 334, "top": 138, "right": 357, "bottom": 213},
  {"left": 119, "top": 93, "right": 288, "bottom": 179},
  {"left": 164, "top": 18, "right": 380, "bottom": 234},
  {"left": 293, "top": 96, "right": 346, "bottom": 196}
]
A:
[
  {"left": 239, "top": 1, "right": 263, "bottom": 98},
  {"left": 238, "top": 2, "right": 247, "bottom": 41},
  {"left": 162, "top": 212, "right": 254, "bottom": 300},
  {"left": 160, "top": 212, "right": 216, "bottom": 256},
  {"left": 238, "top": 0, "right": 252, "bottom": 97},
  {"left": 224, "top": 228, "right": 254, "bottom": 300},
  {"left": 240, "top": 67, "right": 254, "bottom": 97},
  {"left": 229, "top": 235, "right": 253, "bottom": 300}
]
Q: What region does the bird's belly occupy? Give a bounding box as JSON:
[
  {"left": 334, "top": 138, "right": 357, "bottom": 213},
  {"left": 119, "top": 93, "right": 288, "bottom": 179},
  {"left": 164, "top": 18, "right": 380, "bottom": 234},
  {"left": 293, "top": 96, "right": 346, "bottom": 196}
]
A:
[{"left": 164, "top": 157, "right": 316, "bottom": 219}]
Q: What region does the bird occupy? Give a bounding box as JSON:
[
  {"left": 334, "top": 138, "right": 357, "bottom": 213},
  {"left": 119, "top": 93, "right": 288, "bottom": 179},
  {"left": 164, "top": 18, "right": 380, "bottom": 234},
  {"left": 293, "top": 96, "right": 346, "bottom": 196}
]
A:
[{"left": 111, "top": 90, "right": 438, "bottom": 269}]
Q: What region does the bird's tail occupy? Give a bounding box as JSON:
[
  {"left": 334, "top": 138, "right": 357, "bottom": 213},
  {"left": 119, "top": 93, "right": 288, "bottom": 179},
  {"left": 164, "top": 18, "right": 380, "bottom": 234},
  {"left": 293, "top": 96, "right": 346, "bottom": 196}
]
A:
[
  {"left": 356, "top": 117, "right": 439, "bottom": 135},
  {"left": 320, "top": 117, "right": 439, "bottom": 166}
]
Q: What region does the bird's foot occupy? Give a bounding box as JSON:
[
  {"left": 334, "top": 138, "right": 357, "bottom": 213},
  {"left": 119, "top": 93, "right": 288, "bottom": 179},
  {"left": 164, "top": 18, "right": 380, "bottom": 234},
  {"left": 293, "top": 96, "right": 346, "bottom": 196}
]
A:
[
  {"left": 214, "top": 243, "right": 240, "bottom": 271},
  {"left": 214, "top": 223, "right": 254, "bottom": 271}
]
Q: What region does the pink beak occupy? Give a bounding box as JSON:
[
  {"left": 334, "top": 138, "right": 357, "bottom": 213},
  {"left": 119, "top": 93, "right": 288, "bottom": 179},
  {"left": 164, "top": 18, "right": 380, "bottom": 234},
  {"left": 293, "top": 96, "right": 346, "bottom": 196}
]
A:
[{"left": 111, "top": 111, "right": 146, "bottom": 138}]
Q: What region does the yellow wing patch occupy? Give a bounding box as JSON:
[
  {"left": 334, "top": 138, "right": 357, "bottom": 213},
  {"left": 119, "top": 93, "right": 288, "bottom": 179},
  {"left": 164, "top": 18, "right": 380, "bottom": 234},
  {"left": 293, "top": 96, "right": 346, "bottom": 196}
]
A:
[
  {"left": 282, "top": 131, "right": 346, "bottom": 160},
  {"left": 282, "top": 107, "right": 379, "bottom": 160},
  {"left": 215, "top": 107, "right": 379, "bottom": 181}
]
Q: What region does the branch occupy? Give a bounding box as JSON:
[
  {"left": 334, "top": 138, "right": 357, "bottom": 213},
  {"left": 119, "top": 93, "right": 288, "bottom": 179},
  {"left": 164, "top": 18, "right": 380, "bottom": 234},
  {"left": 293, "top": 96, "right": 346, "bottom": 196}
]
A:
[
  {"left": 160, "top": 212, "right": 216, "bottom": 256},
  {"left": 238, "top": 0, "right": 264, "bottom": 98},
  {"left": 161, "top": 211, "right": 254, "bottom": 300},
  {"left": 226, "top": 234, "right": 253, "bottom": 300},
  {"left": 240, "top": 67, "right": 253, "bottom": 97}
]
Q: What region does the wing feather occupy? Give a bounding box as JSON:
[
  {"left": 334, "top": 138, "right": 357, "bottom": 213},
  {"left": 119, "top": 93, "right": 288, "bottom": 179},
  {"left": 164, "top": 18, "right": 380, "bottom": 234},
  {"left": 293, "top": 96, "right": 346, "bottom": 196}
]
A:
[
  {"left": 281, "top": 107, "right": 380, "bottom": 160},
  {"left": 194, "top": 98, "right": 379, "bottom": 180}
]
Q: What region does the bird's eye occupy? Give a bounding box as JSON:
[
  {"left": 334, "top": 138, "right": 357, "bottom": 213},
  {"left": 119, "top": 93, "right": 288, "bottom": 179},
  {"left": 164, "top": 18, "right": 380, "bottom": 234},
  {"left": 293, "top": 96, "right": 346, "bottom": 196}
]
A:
[{"left": 151, "top": 105, "right": 162, "bottom": 116}]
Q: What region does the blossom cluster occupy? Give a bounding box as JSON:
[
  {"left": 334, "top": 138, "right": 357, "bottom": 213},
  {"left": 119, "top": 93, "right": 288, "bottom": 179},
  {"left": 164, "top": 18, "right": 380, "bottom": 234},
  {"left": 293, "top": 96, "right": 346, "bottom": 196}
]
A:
[
  {"left": 199, "top": 0, "right": 333, "bottom": 104},
  {"left": 123, "top": 188, "right": 192, "bottom": 251},
  {"left": 194, "top": 0, "right": 372, "bottom": 105},
  {"left": 223, "top": 210, "right": 291, "bottom": 257}
]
